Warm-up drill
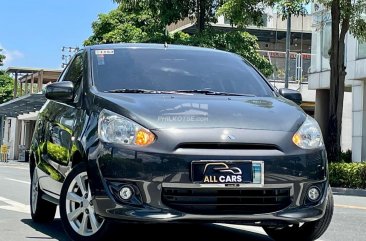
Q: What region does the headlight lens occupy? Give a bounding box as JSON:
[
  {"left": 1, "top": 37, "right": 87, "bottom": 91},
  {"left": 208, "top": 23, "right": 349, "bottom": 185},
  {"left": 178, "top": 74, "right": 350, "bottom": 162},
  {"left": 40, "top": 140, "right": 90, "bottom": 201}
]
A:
[
  {"left": 98, "top": 109, "right": 155, "bottom": 146},
  {"left": 292, "top": 116, "right": 324, "bottom": 149}
]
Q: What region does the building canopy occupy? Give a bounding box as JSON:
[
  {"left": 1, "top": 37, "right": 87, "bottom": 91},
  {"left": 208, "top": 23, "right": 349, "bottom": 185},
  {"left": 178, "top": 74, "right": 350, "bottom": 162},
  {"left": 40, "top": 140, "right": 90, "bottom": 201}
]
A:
[
  {"left": 0, "top": 93, "right": 46, "bottom": 117},
  {"left": 0, "top": 67, "right": 62, "bottom": 118}
]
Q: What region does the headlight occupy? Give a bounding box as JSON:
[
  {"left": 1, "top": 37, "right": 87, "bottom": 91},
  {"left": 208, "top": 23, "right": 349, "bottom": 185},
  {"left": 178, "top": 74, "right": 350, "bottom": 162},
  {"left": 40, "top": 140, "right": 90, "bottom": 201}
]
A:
[
  {"left": 292, "top": 116, "right": 324, "bottom": 149},
  {"left": 98, "top": 109, "right": 155, "bottom": 146}
]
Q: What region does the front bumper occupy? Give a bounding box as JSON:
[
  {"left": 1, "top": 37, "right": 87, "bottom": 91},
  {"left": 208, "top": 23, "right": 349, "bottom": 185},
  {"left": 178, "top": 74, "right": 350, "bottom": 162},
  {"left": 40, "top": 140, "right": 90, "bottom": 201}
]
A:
[{"left": 87, "top": 142, "right": 328, "bottom": 224}]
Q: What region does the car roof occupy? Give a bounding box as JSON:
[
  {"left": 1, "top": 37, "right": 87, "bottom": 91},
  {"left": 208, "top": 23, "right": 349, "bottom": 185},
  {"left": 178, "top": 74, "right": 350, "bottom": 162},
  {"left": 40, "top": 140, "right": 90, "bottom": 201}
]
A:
[{"left": 85, "top": 43, "right": 230, "bottom": 54}]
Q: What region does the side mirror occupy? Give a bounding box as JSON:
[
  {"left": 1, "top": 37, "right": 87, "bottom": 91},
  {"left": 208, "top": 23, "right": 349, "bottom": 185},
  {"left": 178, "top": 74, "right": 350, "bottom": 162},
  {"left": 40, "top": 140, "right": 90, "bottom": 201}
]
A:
[
  {"left": 279, "top": 88, "right": 302, "bottom": 105},
  {"left": 45, "top": 81, "right": 74, "bottom": 103}
]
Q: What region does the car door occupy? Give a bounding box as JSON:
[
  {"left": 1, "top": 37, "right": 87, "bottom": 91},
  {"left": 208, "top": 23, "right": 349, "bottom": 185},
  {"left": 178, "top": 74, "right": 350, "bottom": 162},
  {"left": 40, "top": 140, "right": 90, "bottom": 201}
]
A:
[{"left": 38, "top": 53, "right": 87, "bottom": 196}]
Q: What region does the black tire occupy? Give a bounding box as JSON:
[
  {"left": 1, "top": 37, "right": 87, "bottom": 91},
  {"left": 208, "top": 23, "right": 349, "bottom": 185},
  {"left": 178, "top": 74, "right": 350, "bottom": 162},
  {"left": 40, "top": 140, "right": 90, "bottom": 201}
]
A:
[
  {"left": 60, "top": 163, "right": 111, "bottom": 241},
  {"left": 30, "top": 168, "right": 57, "bottom": 223},
  {"left": 264, "top": 188, "right": 334, "bottom": 241}
]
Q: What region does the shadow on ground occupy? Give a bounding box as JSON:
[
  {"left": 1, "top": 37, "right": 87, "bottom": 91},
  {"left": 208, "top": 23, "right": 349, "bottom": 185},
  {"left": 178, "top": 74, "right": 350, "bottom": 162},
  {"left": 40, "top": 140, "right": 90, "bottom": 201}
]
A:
[
  {"left": 21, "top": 218, "right": 272, "bottom": 241},
  {"left": 21, "top": 219, "right": 69, "bottom": 241}
]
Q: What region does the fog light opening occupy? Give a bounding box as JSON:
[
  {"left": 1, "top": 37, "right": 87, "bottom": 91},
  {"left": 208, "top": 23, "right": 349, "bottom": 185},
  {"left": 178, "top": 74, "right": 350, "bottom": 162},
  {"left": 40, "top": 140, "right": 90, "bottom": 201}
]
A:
[
  {"left": 119, "top": 186, "right": 134, "bottom": 200},
  {"left": 307, "top": 186, "right": 321, "bottom": 202}
]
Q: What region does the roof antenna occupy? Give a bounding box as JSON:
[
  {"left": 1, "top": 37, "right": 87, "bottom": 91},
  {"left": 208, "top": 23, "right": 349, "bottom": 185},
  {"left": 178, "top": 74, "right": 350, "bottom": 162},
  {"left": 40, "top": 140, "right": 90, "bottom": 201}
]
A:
[{"left": 164, "top": 42, "right": 168, "bottom": 49}]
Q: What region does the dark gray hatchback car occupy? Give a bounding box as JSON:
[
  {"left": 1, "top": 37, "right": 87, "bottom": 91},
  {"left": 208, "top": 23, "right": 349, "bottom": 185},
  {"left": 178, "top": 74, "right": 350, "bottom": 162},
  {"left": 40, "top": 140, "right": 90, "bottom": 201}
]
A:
[{"left": 29, "top": 43, "right": 333, "bottom": 241}]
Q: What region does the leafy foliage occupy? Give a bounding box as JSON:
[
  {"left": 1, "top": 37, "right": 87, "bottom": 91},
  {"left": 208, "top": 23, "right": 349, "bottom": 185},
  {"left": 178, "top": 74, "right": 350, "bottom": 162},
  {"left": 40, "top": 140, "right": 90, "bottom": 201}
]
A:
[
  {"left": 218, "top": 0, "right": 267, "bottom": 27},
  {"left": 113, "top": 0, "right": 221, "bottom": 31},
  {"left": 271, "top": 0, "right": 310, "bottom": 18},
  {"left": 217, "top": 0, "right": 309, "bottom": 27},
  {"left": 329, "top": 162, "right": 366, "bottom": 189},
  {"left": 340, "top": 149, "right": 352, "bottom": 163},
  {"left": 0, "top": 49, "right": 13, "bottom": 104},
  {"left": 318, "top": 0, "right": 366, "bottom": 42},
  {"left": 0, "top": 73, "right": 13, "bottom": 104},
  {"left": 0, "top": 50, "right": 5, "bottom": 66},
  {"left": 84, "top": 4, "right": 166, "bottom": 45}
]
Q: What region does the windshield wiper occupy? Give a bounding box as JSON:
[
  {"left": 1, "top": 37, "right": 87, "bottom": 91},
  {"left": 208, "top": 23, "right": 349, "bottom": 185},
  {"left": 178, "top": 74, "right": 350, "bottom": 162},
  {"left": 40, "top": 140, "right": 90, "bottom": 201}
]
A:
[
  {"left": 174, "top": 90, "right": 256, "bottom": 97},
  {"left": 105, "top": 89, "right": 255, "bottom": 96},
  {"left": 105, "top": 89, "right": 161, "bottom": 94}
]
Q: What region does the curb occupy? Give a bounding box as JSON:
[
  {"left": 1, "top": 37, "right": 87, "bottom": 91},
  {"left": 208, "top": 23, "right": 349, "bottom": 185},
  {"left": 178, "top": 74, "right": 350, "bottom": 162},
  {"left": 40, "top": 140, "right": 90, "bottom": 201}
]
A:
[
  {"left": 0, "top": 160, "right": 28, "bottom": 166},
  {"left": 332, "top": 187, "right": 366, "bottom": 197}
]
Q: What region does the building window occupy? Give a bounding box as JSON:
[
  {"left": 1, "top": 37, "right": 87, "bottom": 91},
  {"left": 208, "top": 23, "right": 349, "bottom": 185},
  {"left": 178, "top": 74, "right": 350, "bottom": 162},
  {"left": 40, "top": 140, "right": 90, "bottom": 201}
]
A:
[
  {"left": 358, "top": 41, "right": 366, "bottom": 59},
  {"left": 262, "top": 14, "right": 268, "bottom": 27},
  {"left": 310, "top": 10, "right": 331, "bottom": 73},
  {"left": 224, "top": 17, "right": 231, "bottom": 25},
  {"left": 321, "top": 21, "right": 331, "bottom": 71}
]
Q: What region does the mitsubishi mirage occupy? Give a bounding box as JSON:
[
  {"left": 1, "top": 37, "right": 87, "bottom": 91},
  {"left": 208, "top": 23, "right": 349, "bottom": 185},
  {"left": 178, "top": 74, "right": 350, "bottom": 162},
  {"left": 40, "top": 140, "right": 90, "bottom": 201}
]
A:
[{"left": 29, "top": 43, "right": 333, "bottom": 241}]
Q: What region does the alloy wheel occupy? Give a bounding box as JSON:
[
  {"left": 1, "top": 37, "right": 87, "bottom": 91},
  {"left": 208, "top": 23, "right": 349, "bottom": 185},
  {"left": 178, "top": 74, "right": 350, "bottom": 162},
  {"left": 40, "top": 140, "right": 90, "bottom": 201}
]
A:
[{"left": 65, "top": 171, "right": 104, "bottom": 236}]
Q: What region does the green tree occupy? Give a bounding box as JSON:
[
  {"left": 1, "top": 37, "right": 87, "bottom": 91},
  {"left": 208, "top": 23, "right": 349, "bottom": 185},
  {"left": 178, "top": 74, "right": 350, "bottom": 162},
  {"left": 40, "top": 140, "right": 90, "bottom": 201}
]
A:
[
  {"left": 317, "top": 0, "right": 366, "bottom": 162},
  {"left": 218, "top": 0, "right": 308, "bottom": 28},
  {"left": 0, "top": 49, "right": 13, "bottom": 104},
  {"left": 0, "top": 50, "right": 5, "bottom": 66},
  {"left": 113, "top": 0, "right": 227, "bottom": 32},
  {"left": 85, "top": 4, "right": 165, "bottom": 45}
]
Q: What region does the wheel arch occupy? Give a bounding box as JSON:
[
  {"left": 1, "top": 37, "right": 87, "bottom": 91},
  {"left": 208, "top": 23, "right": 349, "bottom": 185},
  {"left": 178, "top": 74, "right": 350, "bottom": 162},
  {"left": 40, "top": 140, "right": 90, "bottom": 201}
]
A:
[
  {"left": 70, "top": 151, "right": 85, "bottom": 168},
  {"left": 70, "top": 141, "right": 88, "bottom": 168},
  {"left": 29, "top": 151, "right": 36, "bottom": 177}
]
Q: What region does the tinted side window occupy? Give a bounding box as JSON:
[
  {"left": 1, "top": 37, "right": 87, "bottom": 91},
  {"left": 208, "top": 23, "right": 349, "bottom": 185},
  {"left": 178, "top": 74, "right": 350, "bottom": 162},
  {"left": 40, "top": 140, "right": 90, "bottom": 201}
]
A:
[
  {"left": 62, "top": 55, "right": 83, "bottom": 102},
  {"left": 64, "top": 55, "right": 83, "bottom": 83}
]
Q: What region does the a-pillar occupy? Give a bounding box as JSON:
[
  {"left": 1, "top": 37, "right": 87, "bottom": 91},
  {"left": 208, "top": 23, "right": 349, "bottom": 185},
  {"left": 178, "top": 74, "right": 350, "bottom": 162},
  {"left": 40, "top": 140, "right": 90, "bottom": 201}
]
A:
[{"left": 352, "top": 80, "right": 366, "bottom": 162}]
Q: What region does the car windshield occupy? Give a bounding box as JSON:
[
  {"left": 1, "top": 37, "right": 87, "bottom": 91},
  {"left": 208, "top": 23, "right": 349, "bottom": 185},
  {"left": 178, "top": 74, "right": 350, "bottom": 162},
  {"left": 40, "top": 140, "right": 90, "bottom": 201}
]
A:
[{"left": 91, "top": 47, "right": 273, "bottom": 97}]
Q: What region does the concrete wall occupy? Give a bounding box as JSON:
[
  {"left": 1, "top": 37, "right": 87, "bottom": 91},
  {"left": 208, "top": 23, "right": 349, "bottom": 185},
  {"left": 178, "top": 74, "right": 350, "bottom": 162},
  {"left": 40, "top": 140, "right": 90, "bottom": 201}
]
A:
[
  {"left": 2, "top": 117, "right": 21, "bottom": 160},
  {"left": 216, "top": 12, "right": 312, "bottom": 32}
]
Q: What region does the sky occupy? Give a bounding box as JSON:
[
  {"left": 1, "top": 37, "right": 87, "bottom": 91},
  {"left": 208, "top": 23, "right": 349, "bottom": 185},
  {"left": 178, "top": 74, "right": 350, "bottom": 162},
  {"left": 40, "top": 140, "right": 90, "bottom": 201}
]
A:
[{"left": 0, "top": 0, "right": 117, "bottom": 69}]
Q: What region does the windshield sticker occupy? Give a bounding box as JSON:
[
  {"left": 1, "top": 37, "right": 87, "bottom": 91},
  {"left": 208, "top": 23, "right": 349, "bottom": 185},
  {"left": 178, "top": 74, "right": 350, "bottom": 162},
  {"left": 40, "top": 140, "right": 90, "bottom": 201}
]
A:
[
  {"left": 95, "top": 50, "right": 114, "bottom": 55},
  {"left": 96, "top": 55, "right": 105, "bottom": 65}
]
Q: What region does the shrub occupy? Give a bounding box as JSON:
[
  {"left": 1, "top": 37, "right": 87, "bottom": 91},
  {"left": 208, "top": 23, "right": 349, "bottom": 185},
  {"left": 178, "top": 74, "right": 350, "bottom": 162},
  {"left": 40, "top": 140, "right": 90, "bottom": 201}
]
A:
[{"left": 329, "top": 162, "right": 366, "bottom": 189}]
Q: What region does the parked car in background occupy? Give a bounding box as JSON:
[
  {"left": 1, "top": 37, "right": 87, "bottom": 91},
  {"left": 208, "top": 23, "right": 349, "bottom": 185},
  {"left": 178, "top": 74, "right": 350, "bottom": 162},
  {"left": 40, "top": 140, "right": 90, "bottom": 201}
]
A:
[{"left": 29, "top": 43, "right": 333, "bottom": 241}]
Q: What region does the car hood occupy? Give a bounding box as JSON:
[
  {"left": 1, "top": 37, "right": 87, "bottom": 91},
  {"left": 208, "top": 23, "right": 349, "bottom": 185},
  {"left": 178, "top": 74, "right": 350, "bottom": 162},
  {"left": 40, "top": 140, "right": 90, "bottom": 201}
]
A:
[{"left": 94, "top": 93, "right": 306, "bottom": 132}]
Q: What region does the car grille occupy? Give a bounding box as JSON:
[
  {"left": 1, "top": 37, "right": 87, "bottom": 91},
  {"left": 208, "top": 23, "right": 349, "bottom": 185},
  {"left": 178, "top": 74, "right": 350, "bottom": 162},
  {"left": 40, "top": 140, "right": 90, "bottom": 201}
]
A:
[
  {"left": 162, "top": 188, "right": 292, "bottom": 215},
  {"left": 176, "top": 143, "right": 280, "bottom": 150}
]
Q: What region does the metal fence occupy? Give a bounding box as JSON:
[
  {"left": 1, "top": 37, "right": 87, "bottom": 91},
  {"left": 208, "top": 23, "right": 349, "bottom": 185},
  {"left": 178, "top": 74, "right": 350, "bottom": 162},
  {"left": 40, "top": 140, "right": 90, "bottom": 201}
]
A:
[{"left": 259, "top": 50, "right": 311, "bottom": 83}]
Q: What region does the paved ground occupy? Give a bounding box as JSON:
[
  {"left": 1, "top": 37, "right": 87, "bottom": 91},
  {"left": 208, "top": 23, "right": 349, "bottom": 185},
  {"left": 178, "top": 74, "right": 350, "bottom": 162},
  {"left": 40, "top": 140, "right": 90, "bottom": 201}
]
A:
[{"left": 1, "top": 161, "right": 365, "bottom": 241}]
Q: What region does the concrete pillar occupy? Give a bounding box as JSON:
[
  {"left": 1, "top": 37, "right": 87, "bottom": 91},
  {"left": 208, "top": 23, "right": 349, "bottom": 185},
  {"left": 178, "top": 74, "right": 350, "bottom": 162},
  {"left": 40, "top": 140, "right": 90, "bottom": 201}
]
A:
[
  {"left": 13, "top": 119, "right": 21, "bottom": 160},
  {"left": 38, "top": 70, "right": 44, "bottom": 92},
  {"left": 24, "top": 121, "right": 33, "bottom": 149},
  {"left": 5, "top": 118, "right": 18, "bottom": 160},
  {"left": 25, "top": 77, "right": 29, "bottom": 95},
  {"left": 13, "top": 72, "right": 18, "bottom": 99},
  {"left": 314, "top": 89, "right": 330, "bottom": 138},
  {"left": 31, "top": 73, "right": 34, "bottom": 94},
  {"left": 0, "top": 116, "right": 3, "bottom": 146},
  {"left": 352, "top": 80, "right": 366, "bottom": 162},
  {"left": 20, "top": 82, "right": 23, "bottom": 96}
]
